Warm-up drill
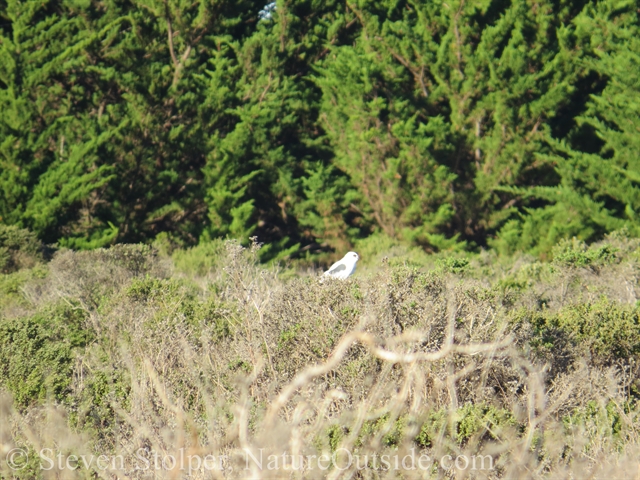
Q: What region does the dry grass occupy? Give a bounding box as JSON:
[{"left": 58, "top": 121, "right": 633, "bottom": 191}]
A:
[{"left": 1, "top": 237, "right": 640, "bottom": 479}]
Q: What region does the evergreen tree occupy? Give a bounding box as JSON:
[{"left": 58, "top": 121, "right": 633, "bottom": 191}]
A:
[
  {"left": 314, "top": 37, "right": 460, "bottom": 251},
  {"left": 0, "top": 0, "right": 122, "bottom": 247},
  {"left": 76, "top": 0, "right": 260, "bottom": 245},
  {"left": 1, "top": 0, "right": 638, "bottom": 258},
  {"left": 492, "top": 1, "right": 640, "bottom": 255},
  {"left": 1, "top": 0, "right": 260, "bottom": 247},
  {"left": 315, "top": 0, "right": 582, "bottom": 251},
  {"left": 201, "top": 0, "right": 355, "bottom": 258}
]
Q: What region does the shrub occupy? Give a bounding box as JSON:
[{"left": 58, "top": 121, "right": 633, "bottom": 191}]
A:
[
  {"left": 1, "top": 238, "right": 639, "bottom": 480},
  {"left": 46, "top": 244, "right": 167, "bottom": 310},
  {"left": 526, "top": 297, "right": 640, "bottom": 366},
  {"left": 0, "top": 225, "right": 46, "bottom": 273},
  {"left": 0, "top": 303, "right": 92, "bottom": 408},
  {"left": 455, "top": 403, "right": 519, "bottom": 444},
  {"left": 552, "top": 238, "right": 618, "bottom": 270},
  {"left": 171, "top": 238, "right": 227, "bottom": 277}
]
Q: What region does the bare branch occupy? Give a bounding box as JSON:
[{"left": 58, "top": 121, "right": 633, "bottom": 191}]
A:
[
  {"left": 166, "top": 16, "right": 178, "bottom": 67},
  {"left": 266, "top": 329, "right": 513, "bottom": 424}
]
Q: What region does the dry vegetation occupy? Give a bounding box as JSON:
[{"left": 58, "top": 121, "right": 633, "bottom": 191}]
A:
[{"left": 1, "top": 230, "right": 640, "bottom": 479}]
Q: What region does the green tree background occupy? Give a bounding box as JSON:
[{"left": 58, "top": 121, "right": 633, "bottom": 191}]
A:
[{"left": 1, "top": 0, "right": 638, "bottom": 259}]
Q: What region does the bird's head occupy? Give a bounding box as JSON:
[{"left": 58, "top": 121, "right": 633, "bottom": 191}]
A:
[{"left": 346, "top": 251, "right": 359, "bottom": 263}]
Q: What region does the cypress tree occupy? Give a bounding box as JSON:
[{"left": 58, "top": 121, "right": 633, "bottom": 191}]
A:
[
  {"left": 200, "top": 0, "right": 354, "bottom": 258},
  {"left": 2, "top": 0, "right": 637, "bottom": 258},
  {"left": 314, "top": 0, "right": 583, "bottom": 251},
  {"left": 75, "top": 0, "right": 260, "bottom": 245},
  {"left": 492, "top": 1, "right": 640, "bottom": 255},
  {"left": 0, "top": 1, "right": 111, "bottom": 245},
  {"left": 1, "top": 0, "right": 260, "bottom": 247}
]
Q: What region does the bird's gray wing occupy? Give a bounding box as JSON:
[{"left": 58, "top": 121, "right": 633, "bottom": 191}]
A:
[{"left": 326, "top": 263, "right": 347, "bottom": 275}]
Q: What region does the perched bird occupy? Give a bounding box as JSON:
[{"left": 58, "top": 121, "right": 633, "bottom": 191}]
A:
[{"left": 323, "top": 252, "right": 360, "bottom": 280}]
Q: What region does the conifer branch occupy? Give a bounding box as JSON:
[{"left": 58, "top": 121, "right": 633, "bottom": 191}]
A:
[
  {"left": 172, "top": 45, "right": 192, "bottom": 87},
  {"left": 258, "top": 72, "right": 273, "bottom": 104},
  {"left": 450, "top": 1, "right": 465, "bottom": 78},
  {"left": 526, "top": 117, "right": 542, "bottom": 140},
  {"left": 166, "top": 16, "right": 178, "bottom": 68},
  {"left": 346, "top": 1, "right": 369, "bottom": 41},
  {"left": 374, "top": 38, "right": 430, "bottom": 98}
]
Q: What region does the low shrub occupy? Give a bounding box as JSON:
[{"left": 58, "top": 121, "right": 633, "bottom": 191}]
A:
[
  {"left": 526, "top": 297, "right": 640, "bottom": 366},
  {"left": 1, "top": 237, "right": 639, "bottom": 479},
  {"left": 0, "top": 303, "right": 92, "bottom": 407},
  {"left": 0, "top": 225, "right": 47, "bottom": 273}
]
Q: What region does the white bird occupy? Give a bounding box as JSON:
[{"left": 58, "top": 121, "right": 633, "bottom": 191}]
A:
[{"left": 323, "top": 252, "right": 359, "bottom": 280}]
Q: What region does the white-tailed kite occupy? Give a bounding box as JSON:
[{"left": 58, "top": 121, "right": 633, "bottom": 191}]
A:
[{"left": 323, "top": 252, "right": 359, "bottom": 280}]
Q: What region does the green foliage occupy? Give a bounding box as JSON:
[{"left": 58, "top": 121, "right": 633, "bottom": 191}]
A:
[
  {"left": 41, "top": 244, "right": 163, "bottom": 312},
  {"left": 171, "top": 238, "right": 226, "bottom": 276},
  {"left": 0, "top": 303, "right": 92, "bottom": 408},
  {"left": 415, "top": 410, "right": 447, "bottom": 448},
  {"left": 563, "top": 400, "right": 625, "bottom": 446},
  {"left": 71, "top": 362, "right": 131, "bottom": 440},
  {"left": 1, "top": 0, "right": 639, "bottom": 260},
  {"left": 326, "top": 424, "right": 345, "bottom": 452},
  {"left": 0, "top": 265, "right": 47, "bottom": 312},
  {"left": 196, "top": 298, "right": 234, "bottom": 341},
  {"left": 313, "top": 0, "right": 584, "bottom": 251},
  {"left": 126, "top": 276, "right": 180, "bottom": 302},
  {"left": 277, "top": 323, "right": 302, "bottom": 350},
  {"left": 551, "top": 238, "right": 618, "bottom": 269},
  {"left": 93, "top": 243, "right": 158, "bottom": 275},
  {"left": 2, "top": 239, "right": 640, "bottom": 478},
  {"left": 455, "top": 403, "right": 518, "bottom": 444},
  {"left": 495, "top": 2, "right": 640, "bottom": 255},
  {"left": 1, "top": 444, "right": 43, "bottom": 480},
  {"left": 528, "top": 297, "right": 640, "bottom": 364},
  {"left": 0, "top": 0, "right": 261, "bottom": 248},
  {"left": 0, "top": 225, "right": 45, "bottom": 273},
  {"left": 436, "top": 256, "right": 470, "bottom": 275},
  {"left": 357, "top": 404, "right": 516, "bottom": 449}
]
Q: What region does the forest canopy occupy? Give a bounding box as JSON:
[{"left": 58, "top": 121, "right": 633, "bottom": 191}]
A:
[{"left": 1, "top": 0, "right": 639, "bottom": 259}]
